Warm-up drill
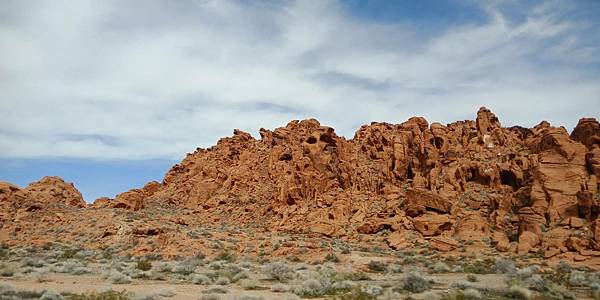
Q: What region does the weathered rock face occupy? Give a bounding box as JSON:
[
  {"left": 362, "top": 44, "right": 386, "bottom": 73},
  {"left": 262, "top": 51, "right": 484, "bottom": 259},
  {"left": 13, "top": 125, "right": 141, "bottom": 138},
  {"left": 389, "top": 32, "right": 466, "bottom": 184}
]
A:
[
  {"left": 129, "top": 107, "right": 598, "bottom": 256},
  {"left": 111, "top": 181, "right": 162, "bottom": 211},
  {"left": 0, "top": 176, "right": 86, "bottom": 211},
  {"left": 1, "top": 107, "right": 599, "bottom": 261}
]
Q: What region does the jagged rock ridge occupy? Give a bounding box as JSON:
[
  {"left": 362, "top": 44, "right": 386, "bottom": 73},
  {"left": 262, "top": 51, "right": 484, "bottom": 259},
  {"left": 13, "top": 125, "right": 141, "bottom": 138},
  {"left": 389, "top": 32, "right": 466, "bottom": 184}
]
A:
[{"left": 1, "top": 107, "right": 599, "bottom": 260}]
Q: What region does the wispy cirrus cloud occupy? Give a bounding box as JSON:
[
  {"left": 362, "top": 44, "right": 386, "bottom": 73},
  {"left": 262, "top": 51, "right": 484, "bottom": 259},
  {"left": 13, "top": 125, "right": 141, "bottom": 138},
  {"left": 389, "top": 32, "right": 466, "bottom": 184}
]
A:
[{"left": 0, "top": 0, "right": 598, "bottom": 160}]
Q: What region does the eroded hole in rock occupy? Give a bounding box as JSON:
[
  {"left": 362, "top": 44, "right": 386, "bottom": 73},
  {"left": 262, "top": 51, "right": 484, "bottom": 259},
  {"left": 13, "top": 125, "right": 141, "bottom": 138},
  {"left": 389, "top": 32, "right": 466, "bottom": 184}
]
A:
[
  {"left": 279, "top": 153, "right": 292, "bottom": 161},
  {"left": 434, "top": 137, "right": 444, "bottom": 149},
  {"left": 407, "top": 165, "right": 415, "bottom": 180},
  {"left": 306, "top": 136, "right": 317, "bottom": 144},
  {"left": 286, "top": 195, "right": 295, "bottom": 205},
  {"left": 146, "top": 229, "right": 160, "bottom": 236},
  {"left": 26, "top": 204, "right": 42, "bottom": 212},
  {"left": 319, "top": 134, "right": 336, "bottom": 145},
  {"left": 500, "top": 170, "right": 520, "bottom": 191},
  {"left": 381, "top": 136, "right": 389, "bottom": 146}
]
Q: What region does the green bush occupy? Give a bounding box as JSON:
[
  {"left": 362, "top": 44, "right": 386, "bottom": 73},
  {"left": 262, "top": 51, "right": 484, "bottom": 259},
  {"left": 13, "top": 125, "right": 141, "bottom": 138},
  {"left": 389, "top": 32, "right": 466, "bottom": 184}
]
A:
[{"left": 136, "top": 260, "right": 152, "bottom": 271}]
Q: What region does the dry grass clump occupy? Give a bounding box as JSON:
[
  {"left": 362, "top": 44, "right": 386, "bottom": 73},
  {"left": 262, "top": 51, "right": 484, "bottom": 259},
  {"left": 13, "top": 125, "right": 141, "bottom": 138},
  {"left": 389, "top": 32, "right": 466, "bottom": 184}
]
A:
[
  {"left": 506, "top": 285, "right": 532, "bottom": 300},
  {"left": 107, "top": 271, "right": 132, "bottom": 284},
  {"left": 263, "top": 261, "right": 295, "bottom": 282},
  {"left": 400, "top": 272, "right": 431, "bottom": 293},
  {"left": 190, "top": 273, "right": 212, "bottom": 285},
  {"left": 492, "top": 258, "right": 516, "bottom": 275}
]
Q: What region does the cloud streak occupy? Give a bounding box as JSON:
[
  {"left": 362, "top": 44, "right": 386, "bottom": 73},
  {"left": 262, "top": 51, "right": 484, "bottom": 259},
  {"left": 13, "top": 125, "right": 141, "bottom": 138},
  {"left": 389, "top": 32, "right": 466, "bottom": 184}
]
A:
[{"left": 0, "top": 0, "right": 598, "bottom": 160}]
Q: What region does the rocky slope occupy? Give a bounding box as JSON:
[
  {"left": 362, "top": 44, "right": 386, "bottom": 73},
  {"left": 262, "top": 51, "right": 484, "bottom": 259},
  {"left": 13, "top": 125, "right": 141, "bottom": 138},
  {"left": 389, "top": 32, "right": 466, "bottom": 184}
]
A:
[{"left": 1, "top": 107, "right": 599, "bottom": 263}]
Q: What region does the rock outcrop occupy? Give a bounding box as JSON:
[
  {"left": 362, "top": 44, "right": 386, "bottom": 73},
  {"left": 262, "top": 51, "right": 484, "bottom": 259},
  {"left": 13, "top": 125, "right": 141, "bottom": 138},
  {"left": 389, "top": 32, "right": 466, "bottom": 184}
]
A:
[
  {"left": 0, "top": 176, "right": 86, "bottom": 211},
  {"left": 1, "top": 107, "right": 599, "bottom": 262}
]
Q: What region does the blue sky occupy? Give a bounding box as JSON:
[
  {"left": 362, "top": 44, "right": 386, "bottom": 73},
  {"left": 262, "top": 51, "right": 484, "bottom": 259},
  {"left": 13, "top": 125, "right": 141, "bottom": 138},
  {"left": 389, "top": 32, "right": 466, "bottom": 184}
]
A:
[{"left": 0, "top": 0, "right": 599, "bottom": 201}]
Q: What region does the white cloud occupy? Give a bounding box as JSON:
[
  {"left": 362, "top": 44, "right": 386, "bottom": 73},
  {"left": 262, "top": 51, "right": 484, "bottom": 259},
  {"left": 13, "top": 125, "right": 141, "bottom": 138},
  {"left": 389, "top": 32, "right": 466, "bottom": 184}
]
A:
[{"left": 0, "top": 0, "right": 598, "bottom": 160}]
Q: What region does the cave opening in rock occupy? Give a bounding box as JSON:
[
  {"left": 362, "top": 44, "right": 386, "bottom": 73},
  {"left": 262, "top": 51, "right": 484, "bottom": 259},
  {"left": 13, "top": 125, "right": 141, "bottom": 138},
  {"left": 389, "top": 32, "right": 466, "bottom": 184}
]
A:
[
  {"left": 306, "top": 136, "right": 317, "bottom": 144},
  {"left": 500, "top": 170, "right": 520, "bottom": 191},
  {"left": 434, "top": 137, "right": 444, "bottom": 150},
  {"left": 407, "top": 165, "right": 415, "bottom": 180}
]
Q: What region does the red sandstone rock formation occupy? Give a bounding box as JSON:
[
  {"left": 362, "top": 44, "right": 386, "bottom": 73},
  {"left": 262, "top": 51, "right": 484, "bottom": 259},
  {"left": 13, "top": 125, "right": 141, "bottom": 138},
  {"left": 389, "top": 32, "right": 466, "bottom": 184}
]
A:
[
  {"left": 0, "top": 176, "right": 86, "bottom": 211},
  {"left": 1, "top": 107, "right": 599, "bottom": 261}
]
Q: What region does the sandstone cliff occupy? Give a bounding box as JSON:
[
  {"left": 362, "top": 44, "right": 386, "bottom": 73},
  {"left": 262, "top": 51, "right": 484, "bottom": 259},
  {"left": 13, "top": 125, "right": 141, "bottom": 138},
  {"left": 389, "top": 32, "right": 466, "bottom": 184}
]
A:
[{"left": 2, "top": 107, "right": 599, "bottom": 261}]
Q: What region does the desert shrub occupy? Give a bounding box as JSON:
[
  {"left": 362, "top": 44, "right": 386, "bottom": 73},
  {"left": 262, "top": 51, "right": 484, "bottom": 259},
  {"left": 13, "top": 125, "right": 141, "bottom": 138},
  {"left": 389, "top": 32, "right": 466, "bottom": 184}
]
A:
[
  {"left": 443, "top": 288, "right": 482, "bottom": 300},
  {"left": 538, "top": 283, "right": 575, "bottom": 299},
  {"left": 52, "top": 260, "right": 87, "bottom": 274},
  {"left": 64, "top": 289, "right": 131, "bottom": 300},
  {"left": 108, "top": 271, "right": 132, "bottom": 284},
  {"left": 525, "top": 274, "right": 546, "bottom": 292},
  {"left": 462, "top": 261, "right": 492, "bottom": 274},
  {"left": 492, "top": 258, "right": 516, "bottom": 274},
  {"left": 293, "top": 278, "right": 329, "bottom": 298},
  {"left": 202, "top": 286, "right": 228, "bottom": 294},
  {"left": 271, "top": 283, "right": 289, "bottom": 292},
  {"left": 60, "top": 249, "right": 79, "bottom": 260},
  {"left": 544, "top": 264, "right": 571, "bottom": 286},
  {"left": 72, "top": 266, "right": 92, "bottom": 275},
  {"left": 136, "top": 260, "right": 152, "bottom": 271},
  {"left": 152, "top": 261, "right": 172, "bottom": 273},
  {"left": 389, "top": 264, "right": 403, "bottom": 273},
  {"left": 172, "top": 263, "right": 195, "bottom": 275},
  {"left": 156, "top": 288, "right": 175, "bottom": 297},
  {"left": 367, "top": 260, "right": 387, "bottom": 273},
  {"left": 131, "top": 270, "right": 150, "bottom": 279},
  {"left": 433, "top": 262, "right": 450, "bottom": 273},
  {"left": 199, "top": 295, "right": 221, "bottom": 300},
  {"left": 591, "top": 282, "right": 600, "bottom": 300},
  {"left": 324, "top": 253, "right": 340, "bottom": 263},
  {"left": 208, "top": 260, "right": 226, "bottom": 270},
  {"left": 466, "top": 274, "right": 478, "bottom": 282},
  {"left": 516, "top": 266, "right": 539, "bottom": 281},
  {"left": 232, "top": 270, "right": 250, "bottom": 282},
  {"left": 0, "top": 282, "right": 16, "bottom": 294},
  {"left": 556, "top": 261, "right": 571, "bottom": 273},
  {"left": 40, "top": 290, "right": 64, "bottom": 300},
  {"left": 216, "top": 276, "right": 231, "bottom": 285},
  {"left": 331, "top": 280, "right": 354, "bottom": 292},
  {"left": 332, "top": 286, "right": 378, "bottom": 300},
  {"left": 569, "top": 270, "right": 588, "bottom": 286},
  {"left": 263, "top": 261, "right": 295, "bottom": 282},
  {"left": 190, "top": 273, "right": 212, "bottom": 285},
  {"left": 450, "top": 265, "right": 464, "bottom": 273},
  {"left": 401, "top": 272, "right": 431, "bottom": 293},
  {"left": 332, "top": 271, "right": 370, "bottom": 281},
  {"left": 0, "top": 263, "right": 15, "bottom": 277},
  {"left": 214, "top": 251, "right": 237, "bottom": 262},
  {"left": 21, "top": 257, "right": 45, "bottom": 268},
  {"left": 239, "top": 278, "right": 260, "bottom": 290},
  {"left": 506, "top": 285, "right": 532, "bottom": 300},
  {"left": 361, "top": 284, "right": 383, "bottom": 297},
  {"left": 31, "top": 269, "right": 50, "bottom": 282},
  {"left": 133, "top": 293, "right": 159, "bottom": 300}
]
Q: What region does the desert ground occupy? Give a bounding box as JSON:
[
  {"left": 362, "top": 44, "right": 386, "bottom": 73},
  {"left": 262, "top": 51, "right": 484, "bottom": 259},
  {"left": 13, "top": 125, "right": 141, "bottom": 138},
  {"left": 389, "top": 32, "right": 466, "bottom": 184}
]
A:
[{"left": 1, "top": 228, "right": 600, "bottom": 300}]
